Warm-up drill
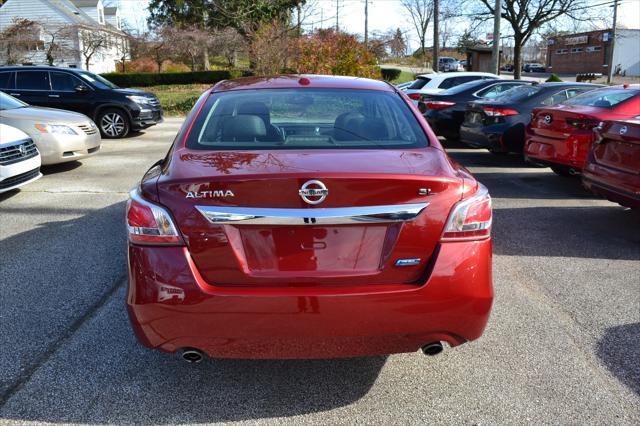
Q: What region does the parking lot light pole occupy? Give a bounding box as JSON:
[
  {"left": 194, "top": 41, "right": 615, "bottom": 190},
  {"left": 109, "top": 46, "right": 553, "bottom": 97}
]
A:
[
  {"left": 607, "top": 0, "right": 619, "bottom": 84},
  {"left": 491, "top": 0, "right": 501, "bottom": 75}
]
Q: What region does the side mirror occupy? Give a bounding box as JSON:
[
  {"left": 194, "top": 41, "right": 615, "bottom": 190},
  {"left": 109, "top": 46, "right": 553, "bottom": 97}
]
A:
[{"left": 74, "top": 85, "right": 89, "bottom": 93}]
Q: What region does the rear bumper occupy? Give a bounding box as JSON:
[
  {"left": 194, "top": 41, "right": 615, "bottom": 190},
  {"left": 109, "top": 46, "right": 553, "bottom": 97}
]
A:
[
  {"left": 582, "top": 161, "right": 640, "bottom": 209},
  {"left": 127, "top": 240, "right": 493, "bottom": 359},
  {"left": 425, "top": 111, "right": 459, "bottom": 139},
  {"left": 524, "top": 131, "right": 593, "bottom": 170},
  {"left": 460, "top": 124, "right": 501, "bottom": 150}
]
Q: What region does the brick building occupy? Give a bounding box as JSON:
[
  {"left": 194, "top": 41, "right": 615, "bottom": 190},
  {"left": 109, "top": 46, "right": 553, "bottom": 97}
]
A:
[{"left": 546, "top": 29, "right": 640, "bottom": 77}]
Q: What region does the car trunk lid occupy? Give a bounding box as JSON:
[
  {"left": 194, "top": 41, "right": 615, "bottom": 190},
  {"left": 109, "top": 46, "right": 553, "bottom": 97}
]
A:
[
  {"left": 592, "top": 120, "right": 640, "bottom": 174},
  {"left": 157, "top": 148, "right": 463, "bottom": 286}
]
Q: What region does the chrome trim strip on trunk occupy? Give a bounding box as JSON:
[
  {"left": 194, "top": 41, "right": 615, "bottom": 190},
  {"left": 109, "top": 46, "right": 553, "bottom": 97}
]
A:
[{"left": 196, "top": 203, "right": 429, "bottom": 225}]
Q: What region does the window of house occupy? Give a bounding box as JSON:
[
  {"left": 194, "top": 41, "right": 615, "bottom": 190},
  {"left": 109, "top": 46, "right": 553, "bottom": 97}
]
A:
[
  {"left": 16, "top": 71, "right": 50, "bottom": 90},
  {"left": 585, "top": 46, "right": 601, "bottom": 53},
  {"left": 556, "top": 49, "right": 568, "bottom": 54},
  {"left": 570, "top": 48, "right": 584, "bottom": 53},
  {"left": 99, "top": 8, "right": 105, "bottom": 24}
]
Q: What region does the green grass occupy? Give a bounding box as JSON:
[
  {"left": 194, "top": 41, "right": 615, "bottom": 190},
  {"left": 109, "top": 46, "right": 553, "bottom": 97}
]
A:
[
  {"left": 390, "top": 71, "right": 415, "bottom": 84},
  {"left": 135, "top": 84, "right": 210, "bottom": 115}
]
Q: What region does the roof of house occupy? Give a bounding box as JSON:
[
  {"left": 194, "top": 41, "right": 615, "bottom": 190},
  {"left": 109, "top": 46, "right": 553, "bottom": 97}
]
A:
[
  {"left": 70, "top": 0, "right": 100, "bottom": 7},
  {"left": 48, "top": 0, "right": 98, "bottom": 26}
]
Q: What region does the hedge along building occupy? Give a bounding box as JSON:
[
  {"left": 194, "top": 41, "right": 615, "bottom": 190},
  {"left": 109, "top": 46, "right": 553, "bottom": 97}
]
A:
[
  {"left": 0, "top": 0, "right": 128, "bottom": 73},
  {"left": 546, "top": 29, "right": 640, "bottom": 77}
]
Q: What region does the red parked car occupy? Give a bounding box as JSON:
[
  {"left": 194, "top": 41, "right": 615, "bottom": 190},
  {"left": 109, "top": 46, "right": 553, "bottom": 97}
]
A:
[
  {"left": 126, "top": 75, "right": 493, "bottom": 361},
  {"left": 583, "top": 118, "right": 640, "bottom": 209},
  {"left": 525, "top": 85, "right": 640, "bottom": 176}
]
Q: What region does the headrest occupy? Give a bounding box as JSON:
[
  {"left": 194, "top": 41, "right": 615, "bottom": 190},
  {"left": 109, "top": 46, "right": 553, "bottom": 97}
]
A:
[
  {"left": 238, "top": 102, "right": 271, "bottom": 123},
  {"left": 222, "top": 115, "right": 266, "bottom": 141}
]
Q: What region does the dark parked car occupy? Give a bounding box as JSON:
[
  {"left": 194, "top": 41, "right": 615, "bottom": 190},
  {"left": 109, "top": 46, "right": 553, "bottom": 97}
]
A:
[
  {"left": 523, "top": 63, "right": 546, "bottom": 73},
  {"left": 459, "top": 83, "right": 602, "bottom": 154},
  {"left": 419, "top": 79, "right": 532, "bottom": 140},
  {"left": 0, "top": 66, "right": 162, "bottom": 138}
]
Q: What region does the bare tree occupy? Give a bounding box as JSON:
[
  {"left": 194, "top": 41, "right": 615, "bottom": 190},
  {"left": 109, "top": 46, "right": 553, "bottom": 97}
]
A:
[
  {"left": 77, "top": 28, "right": 107, "bottom": 70},
  {"left": 210, "top": 27, "right": 245, "bottom": 68},
  {"left": 40, "top": 25, "right": 76, "bottom": 66},
  {"left": 401, "top": 0, "right": 434, "bottom": 66},
  {"left": 0, "top": 18, "right": 40, "bottom": 65},
  {"left": 476, "top": 0, "right": 589, "bottom": 79},
  {"left": 163, "top": 26, "right": 209, "bottom": 71}
]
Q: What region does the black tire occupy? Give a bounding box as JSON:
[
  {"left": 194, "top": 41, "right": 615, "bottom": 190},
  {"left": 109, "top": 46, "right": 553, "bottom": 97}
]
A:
[
  {"left": 550, "top": 165, "right": 573, "bottom": 177},
  {"left": 98, "top": 108, "right": 130, "bottom": 139}
]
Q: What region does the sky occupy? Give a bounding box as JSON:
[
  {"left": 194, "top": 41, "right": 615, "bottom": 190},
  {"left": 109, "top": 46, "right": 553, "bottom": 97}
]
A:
[{"left": 113, "top": 0, "right": 640, "bottom": 50}]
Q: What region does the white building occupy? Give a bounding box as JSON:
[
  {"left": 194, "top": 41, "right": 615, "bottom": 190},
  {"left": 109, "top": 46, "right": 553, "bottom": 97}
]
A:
[
  {"left": 0, "top": 0, "right": 128, "bottom": 73},
  {"left": 613, "top": 29, "right": 640, "bottom": 77}
]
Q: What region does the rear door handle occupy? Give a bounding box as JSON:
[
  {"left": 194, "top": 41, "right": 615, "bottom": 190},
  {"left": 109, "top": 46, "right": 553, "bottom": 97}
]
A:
[{"left": 48, "top": 94, "right": 60, "bottom": 98}]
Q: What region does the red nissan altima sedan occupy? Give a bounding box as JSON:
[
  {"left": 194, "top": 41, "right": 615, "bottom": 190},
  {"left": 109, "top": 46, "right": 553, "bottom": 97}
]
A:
[{"left": 126, "top": 75, "right": 493, "bottom": 361}]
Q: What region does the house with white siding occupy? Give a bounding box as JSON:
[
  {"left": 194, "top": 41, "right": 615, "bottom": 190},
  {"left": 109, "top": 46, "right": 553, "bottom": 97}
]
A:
[{"left": 0, "top": 0, "right": 128, "bottom": 73}]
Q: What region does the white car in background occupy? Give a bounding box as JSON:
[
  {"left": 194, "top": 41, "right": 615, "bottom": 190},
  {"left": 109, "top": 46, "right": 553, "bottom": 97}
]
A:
[
  {"left": 402, "top": 72, "right": 500, "bottom": 103},
  {"left": 0, "top": 92, "right": 101, "bottom": 165},
  {"left": 0, "top": 123, "right": 42, "bottom": 193}
]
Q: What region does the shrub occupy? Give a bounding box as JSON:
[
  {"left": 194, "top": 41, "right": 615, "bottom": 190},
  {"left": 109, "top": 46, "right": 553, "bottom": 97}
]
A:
[
  {"left": 546, "top": 73, "right": 563, "bottom": 82},
  {"left": 295, "top": 29, "right": 380, "bottom": 79},
  {"left": 381, "top": 68, "right": 402, "bottom": 81},
  {"left": 100, "top": 70, "right": 246, "bottom": 87}
]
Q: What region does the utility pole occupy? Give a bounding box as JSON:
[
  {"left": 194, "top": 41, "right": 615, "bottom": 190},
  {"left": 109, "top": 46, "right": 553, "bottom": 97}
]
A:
[
  {"left": 607, "top": 0, "right": 619, "bottom": 84},
  {"left": 336, "top": 0, "right": 339, "bottom": 31},
  {"left": 364, "top": 0, "right": 369, "bottom": 46},
  {"left": 491, "top": 0, "right": 501, "bottom": 75},
  {"left": 433, "top": 0, "right": 439, "bottom": 72}
]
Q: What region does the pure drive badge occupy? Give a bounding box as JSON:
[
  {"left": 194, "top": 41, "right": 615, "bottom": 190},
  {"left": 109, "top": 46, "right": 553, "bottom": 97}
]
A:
[{"left": 186, "top": 190, "right": 235, "bottom": 199}]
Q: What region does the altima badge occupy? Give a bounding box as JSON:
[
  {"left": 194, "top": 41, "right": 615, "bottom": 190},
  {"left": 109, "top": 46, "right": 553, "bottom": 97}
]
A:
[
  {"left": 186, "top": 190, "right": 234, "bottom": 199},
  {"left": 299, "top": 180, "right": 328, "bottom": 204},
  {"left": 620, "top": 126, "right": 627, "bottom": 135}
]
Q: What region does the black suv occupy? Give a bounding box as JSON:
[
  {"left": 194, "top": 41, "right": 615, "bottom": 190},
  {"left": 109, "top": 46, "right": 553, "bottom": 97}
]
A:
[{"left": 0, "top": 66, "right": 162, "bottom": 138}]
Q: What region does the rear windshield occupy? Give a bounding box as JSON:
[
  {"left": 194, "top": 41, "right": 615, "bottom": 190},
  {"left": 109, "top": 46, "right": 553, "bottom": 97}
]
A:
[
  {"left": 441, "top": 80, "right": 486, "bottom": 95},
  {"left": 563, "top": 89, "right": 637, "bottom": 108},
  {"left": 407, "top": 77, "right": 431, "bottom": 89},
  {"left": 186, "top": 88, "right": 429, "bottom": 150},
  {"left": 493, "top": 85, "right": 542, "bottom": 102}
]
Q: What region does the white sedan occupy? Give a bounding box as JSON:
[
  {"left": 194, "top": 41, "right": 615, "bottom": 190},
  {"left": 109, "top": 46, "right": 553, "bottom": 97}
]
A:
[{"left": 401, "top": 72, "right": 500, "bottom": 103}]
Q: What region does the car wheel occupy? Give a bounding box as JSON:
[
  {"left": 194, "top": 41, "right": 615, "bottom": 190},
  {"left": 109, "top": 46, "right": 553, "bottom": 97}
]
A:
[{"left": 98, "top": 109, "right": 130, "bottom": 139}]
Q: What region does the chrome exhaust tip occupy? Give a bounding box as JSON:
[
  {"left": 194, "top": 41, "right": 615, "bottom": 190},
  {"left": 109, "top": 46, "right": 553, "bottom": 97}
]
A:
[
  {"left": 181, "top": 348, "right": 204, "bottom": 363},
  {"left": 421, "top": 342, "right": 444, "bottom": 356}
]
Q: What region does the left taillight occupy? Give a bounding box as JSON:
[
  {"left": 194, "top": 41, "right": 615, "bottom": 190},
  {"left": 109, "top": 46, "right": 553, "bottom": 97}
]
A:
[
  {"left": 441, "top": 184, "right": 492, "bottom": 242},
  {"left": 408, "top": 93, "right": 422, "bottom": 100},
  {"left": 126, "top": 189, "right": 184, "bottom": 245}
]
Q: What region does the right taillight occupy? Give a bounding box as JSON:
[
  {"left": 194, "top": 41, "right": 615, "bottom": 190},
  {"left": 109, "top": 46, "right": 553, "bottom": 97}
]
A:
[
  {"left": 441, "top": 184, "right": 492, "bottom": 242},
  {"left": 484, "top": 107, "right": 519, "bottom": 116},
  {"left": 126, "top": 189, "right": 184, "bottom": 245},
  {"left": 408, "top": 93, "right": 422, "bottom": 100},
  {"left": 425, "top": 100, "right": 456, "bottom": 109}
]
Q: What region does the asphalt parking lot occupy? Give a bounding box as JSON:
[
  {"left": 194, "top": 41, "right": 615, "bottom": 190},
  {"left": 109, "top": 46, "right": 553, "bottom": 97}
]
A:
[{"left": 1, "top": 117, "right": 638, "bottom": 425}]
